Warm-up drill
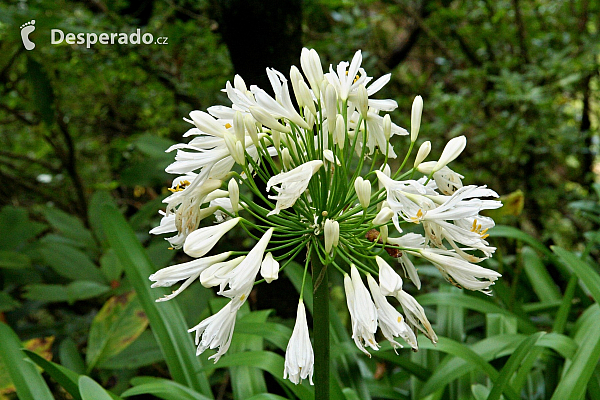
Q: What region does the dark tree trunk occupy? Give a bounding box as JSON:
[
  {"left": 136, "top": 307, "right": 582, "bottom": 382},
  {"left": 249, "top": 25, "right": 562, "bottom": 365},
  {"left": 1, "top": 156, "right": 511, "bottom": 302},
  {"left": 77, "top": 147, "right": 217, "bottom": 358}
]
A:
[{"left": 210, "top": 0, "right": 303, "bottom": 92}]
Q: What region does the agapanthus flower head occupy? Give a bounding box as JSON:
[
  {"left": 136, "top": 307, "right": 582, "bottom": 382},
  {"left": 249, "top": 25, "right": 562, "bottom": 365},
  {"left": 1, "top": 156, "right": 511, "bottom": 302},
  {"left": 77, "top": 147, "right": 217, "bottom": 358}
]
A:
[{"left": 149, "top": 48, "right": 501, "bottom": 385}]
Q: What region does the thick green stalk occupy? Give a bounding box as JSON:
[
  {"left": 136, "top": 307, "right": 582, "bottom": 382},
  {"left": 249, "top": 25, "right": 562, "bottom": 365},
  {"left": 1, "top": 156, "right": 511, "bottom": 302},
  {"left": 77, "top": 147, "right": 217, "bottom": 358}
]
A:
[{"left": 312, "top": 249, "right": 330, "bottom": 400}]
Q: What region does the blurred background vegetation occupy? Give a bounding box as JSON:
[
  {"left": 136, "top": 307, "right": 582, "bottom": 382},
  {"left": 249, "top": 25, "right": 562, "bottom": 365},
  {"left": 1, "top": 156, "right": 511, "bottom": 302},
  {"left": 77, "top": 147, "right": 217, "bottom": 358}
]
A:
[{"left": 0, "top": 0, "right": 599, "bottom": 399}]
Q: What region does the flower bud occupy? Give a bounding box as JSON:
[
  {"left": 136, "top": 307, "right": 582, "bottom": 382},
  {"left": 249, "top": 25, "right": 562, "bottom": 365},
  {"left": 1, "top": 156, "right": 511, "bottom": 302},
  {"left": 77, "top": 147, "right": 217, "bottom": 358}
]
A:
[
  {"left": 304, "top": 106, "right": 315, "bottom": 128},
  {"left": 379, "top": 224, "right": 388, "bottom": 244},
  {"left": 410, "top": 95, "right": 423, "bottom": 142},
  {"left": 298, "top": 80, "right": 317, "bottom": 116},
  {"left": 356, "top": 84, "right": 368, "bottom": 118},
  {"left": 261, "top": 252, "right": 279, "bottom": 283},
  {"left": 249, "top": 106, "right": 290, "bottom": 134},
  {"left": 224, "top": 131, "right": 245, "bottom": 165},
  {"left": 325, "top": 84, "right": 338, "bottom": 135},
  {"left": 433, "top": 135, "right": 466, "bottom": 172},
  {"left": 228, "top": 178, "right": 239, "bottom": 213},
  {"left": 233, "top": 111, "right": 245, "bottom": 142},
  {"left": 272, "top": 129, "right": 281, "bottom": 150},
  {"left": 373, "top": 207, "right": 394, "bottom": 226},
  {"left": 243, "top": 113, "right": 260, "bottom": 147},
  {"left": 233, "top": 74, "right": 248, "bottom": 93},
  {"left": 413, "top": 140, "right": 431, "bottom": 168},
  {"left": 376, "top": 256, "right": 403, "bottom": 295},
  {"left": 289, "top": 65, "right": 304, "bottom": 107},
  {"left": 334, "top": 114, "right": 346, "bottom": 149},
  {"left": 324, "top": 219, "right": 339, "bottom": 253},
  {"left": 383, "top": 114, "right": 391, "bottom": 141},
  {"left": 300, "top": 48, "right": 324, "bottom": 99},
  {"left": 354, "top": 177, "right": 371, "bottom": 208},
  {"left": 281, "top": 147, "right": 292, "bottom": 170}
]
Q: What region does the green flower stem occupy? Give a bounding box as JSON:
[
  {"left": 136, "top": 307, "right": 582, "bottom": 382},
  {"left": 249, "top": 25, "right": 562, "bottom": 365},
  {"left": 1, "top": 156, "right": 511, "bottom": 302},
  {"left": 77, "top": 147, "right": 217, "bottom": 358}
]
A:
[{"left": 311, "top": 246, "right": 330, "bottom": 400}]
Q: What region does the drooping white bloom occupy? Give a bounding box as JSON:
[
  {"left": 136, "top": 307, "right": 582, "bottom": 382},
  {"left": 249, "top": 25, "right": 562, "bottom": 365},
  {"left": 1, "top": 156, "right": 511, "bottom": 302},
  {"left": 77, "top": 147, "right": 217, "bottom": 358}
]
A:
[
  {"left": 410, "top": 96, "right": 423, "bottom": 142},
  {"left": 354, "top": 176, "right": 371, "bottom": 208},
  {"left": 387, "top": 233, "right": 425, "bottom": 289},
  {"left": 261, "top": 252, "right": 279, "bottom": 283},
  {"left": 266, "top": 160, "right": 323, "bottom": 216},
  {"left": 150, "top": 252, "right": 231, "bottom": 302},
  {"left": 219, "top": 228, "right": 274, "bottom": 297},
  {"left": 418, "top": 162, "right": 464, "bottom": 195},
  {"left": 394, "top": 289, "right": 438, "bottom": 343},
  {"left": 188, "top": 297, "right": 244, "bottom": 362},
  {"left": 284, "top": 301, "right": 314, "bottom": 385},
  {"left": 344, "top": 266, "right": 379, "bottom": 356},
  {"left": 433, "top": 135, "right": 467, "bottom": 172},
  {"left": 324, "top": 219, "right": 340, "bottom": 253},
  {"left": 417, "top": 248, "right": 501, "bottom": 294},
  {"left": 183, "top": 217, "right": 241, "bottom": 258},
  {"left": 375, "top": 256, "right": 403, "bottom": 296},
  {"left": 367, "top": 275, "right": 418, "bottom": 351}
]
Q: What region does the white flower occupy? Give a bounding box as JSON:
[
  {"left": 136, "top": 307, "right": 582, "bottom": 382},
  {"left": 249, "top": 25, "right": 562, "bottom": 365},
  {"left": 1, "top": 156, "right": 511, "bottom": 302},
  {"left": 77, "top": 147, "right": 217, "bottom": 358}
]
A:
[
  {"left": 344, "top": 266, "right": 379, "bottom": 356},
  {"left": 188, "top": 298, "right": 243, "bottom": 362},
  {"left": 417, "top": 248, "right": 501, "bottom": 294},
  {"left": 387, "top": 233, "right": 425, "bottom": 289},
  {"left": 183, "top": 217, "right": 241, "bottom": 258},
  {"left": 325, "top": 50, "right": 364, "bottom": 102},
  {"left": 284, "top": 301, "right": 314, "bottom": 385},
  {"left": 373, "top": 207, "right": 394, "bottom": 226},
  {"left": 200, "top": 256, "right": 245, "bottom": 288},
  {"left": 367, "top": 275, "right": 418, "bottom": 351},
  {"left": 219, "top": 228, "right": 274, "bottom": 297},
  {"left": 375, "top": 256, "right": 403, "bottom": 296},
  {"left": 266, "top": 160, "right": 323, "bottom": 216},
  {"left": 433, "top": 135, "right": 467, "bottom": 172},
  {"left": 410, "top": 96, "right": 423, "bottom": 142},
  {"left": 261, "top": 252, "right": 279, "bottom": 283},
  {"left": 394, "top": 289, "right": 438, "bottom": 343},
  {"left": 150, "top": 252, "right": 231, "bottom": 302},
  {"left": 419, "top": 164, "right": 464, "bottom": 195}
]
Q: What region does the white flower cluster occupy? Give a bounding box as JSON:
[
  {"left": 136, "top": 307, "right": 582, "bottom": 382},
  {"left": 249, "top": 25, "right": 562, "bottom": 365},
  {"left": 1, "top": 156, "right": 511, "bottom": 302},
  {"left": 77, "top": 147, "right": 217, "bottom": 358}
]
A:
[{"left": 149, "top": 48, "right": 501, "bottom": 385}]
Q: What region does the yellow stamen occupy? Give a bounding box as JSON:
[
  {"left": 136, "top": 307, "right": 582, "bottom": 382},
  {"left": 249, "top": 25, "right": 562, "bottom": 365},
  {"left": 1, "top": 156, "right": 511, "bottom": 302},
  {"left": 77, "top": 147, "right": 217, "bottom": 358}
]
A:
[{"left": 225, "top": 123, "right": 232, "bottom": 129}]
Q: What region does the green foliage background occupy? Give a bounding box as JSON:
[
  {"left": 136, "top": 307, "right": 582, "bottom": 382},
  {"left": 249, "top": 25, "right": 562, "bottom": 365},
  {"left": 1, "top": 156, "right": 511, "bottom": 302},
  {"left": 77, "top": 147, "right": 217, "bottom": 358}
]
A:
[{"left": 0, "top": 0, "right": 599, "bottom": 399}]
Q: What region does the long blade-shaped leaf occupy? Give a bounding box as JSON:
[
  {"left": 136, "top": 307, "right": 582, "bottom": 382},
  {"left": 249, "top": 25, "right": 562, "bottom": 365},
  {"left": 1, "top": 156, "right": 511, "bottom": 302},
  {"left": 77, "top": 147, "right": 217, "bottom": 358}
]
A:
[
  {"left": 101, "top": 205, "right": 212, "bottom": 397},
  {"left": 24, "top": 350, "right": 82, "bottom": 400},
  {"left": 0, "top": 323, "right": 54, "bottom": 400}
]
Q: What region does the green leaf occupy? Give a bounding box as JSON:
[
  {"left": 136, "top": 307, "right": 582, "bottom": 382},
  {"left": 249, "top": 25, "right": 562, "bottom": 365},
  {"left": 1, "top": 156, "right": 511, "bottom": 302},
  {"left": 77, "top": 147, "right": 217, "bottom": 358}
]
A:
[
  {"left": 88, "top": 191, "right": 117, "bottom": 249},
  {"left": 0, "top": 250, "right": 32, "bottom": 269},
  {"left": 86, "top": 291, "right": 149, "bottom": 371},
  {"left": 122, "top": 377, "right": 212, "bottom": 400},
  {"left": 552, "top": 305, "right": 600, "bottom": 400},
  {"left": 200, "top": 351, "right": 313, "bottom": 400},
  {"left": 0, "top": 291, "right": 20, "bottom": 312},
  {"left": 24, "top": 349, "right": 82, "bottom": 400},
  {"left": 38, "top": 242, "right": 105, "bottom": 283},
  {"left": 234, "top": 321, "right": 292, "bottom": 352},
  {"left": 100, "top": 249, "right": 124, "bottom": 283},
  {"left": 79, "top": 376, "right": 120, "bottom": 400},
  {"left": 59, "top": 338, "right": 86, "bottom": 375},
  {"left": 23, "top": 281, "right": 110, "bottom": 304},
  {"left": 100, "top": 204, "right": 213, "bottom": 396},
  {"left": 521, "top": 246, "right": 561, "bottom": 302},
  {"left": 42, "top": 207, "right": 96, "bottom": 251},
  {"left": 487, "top": 332, "right": 545, "bottom": 400},
  {"left": 471, "top": 384, "right": 490, "bottom": 400},
  {"left": 0, "top": 206, "right": 46, "bottom": 251},
  {"left": 489, "top": 225, "right": 553, "bottom": 258},
  {"left": 98, "top": 330, "right": 163, "bottom": 370},
  {"left": 417, "top": 292, "right": 537, "bottom": 333},
  {"left": 552, "top": 246, "right": 600, "bottom": 304},
  {"left": 0, "top": 323, "right": 54, "bottom": 400}
]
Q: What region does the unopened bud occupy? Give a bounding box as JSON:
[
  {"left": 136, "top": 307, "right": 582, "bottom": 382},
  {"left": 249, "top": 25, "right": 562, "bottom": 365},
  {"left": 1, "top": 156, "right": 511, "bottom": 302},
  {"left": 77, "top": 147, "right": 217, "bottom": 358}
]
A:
[
  {"left": 324, "top": 219, "right": 339, "bottom": 253},
  {"left": 334, "top": 114, "right": 346, "bottom": 149},
  {"left": 228, "top": 178, "right": 239, "bottom": 213},
  {"left": 376, "top": 256, "right": 403, "bottom": 295},
  {"left": 281, "top": 147, "right": 292, "bottom": 170},
  {"left": 373, "top": 207, "right": 394, "bottom": 225},
  {"left": 433, "top": 135, "right": 466, "bottom": 172},
  {"left": 249, "top": 106, "right": 290, "bottom": 134},
  {"left": 298, "top": 80, "right": 316, "bottom": 116},
  {"left": 261, "top": 252, "right": 279, "bottom": 283},
  {"left": 233, "top": 111, "right": 245, "bottom": 142},
  {"left": 383, "top": 114, "right": 391, "bottom": 141},
  {"left": 357, "top": 84, "right": 368, "bottom": 118},
  {"left": 243, "top": 113, "right": 259, "bottom": 147},
  {"left": 354, "top": 177, "right": 371, "bottom": 208},
  {"left": 325, "top": 84, "right": 338, "bottom": 135},
  {"left": 413, "top": 140, "right": 431, "bottom": 168},
  {"left": 411, "top": 95, "right": 423, "bottom": 142}
]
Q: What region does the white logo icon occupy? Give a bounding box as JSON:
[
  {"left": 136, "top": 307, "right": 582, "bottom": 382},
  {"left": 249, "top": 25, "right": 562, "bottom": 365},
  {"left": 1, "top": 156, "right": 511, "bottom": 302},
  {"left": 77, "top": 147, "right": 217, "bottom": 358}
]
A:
[{"left": 20, "top": 20, "right": 36, "bottom": 50}]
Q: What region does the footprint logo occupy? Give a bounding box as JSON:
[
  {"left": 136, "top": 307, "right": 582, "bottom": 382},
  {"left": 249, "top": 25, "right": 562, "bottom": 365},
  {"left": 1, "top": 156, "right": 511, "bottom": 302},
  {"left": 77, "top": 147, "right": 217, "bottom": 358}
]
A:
[{"left": 20, "top": 20, "right": 36, "bottom": 51}]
